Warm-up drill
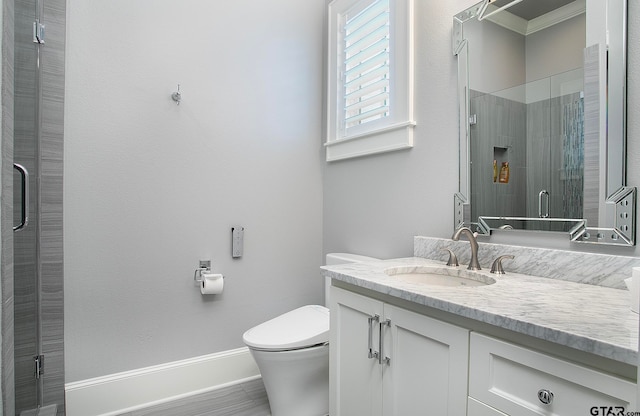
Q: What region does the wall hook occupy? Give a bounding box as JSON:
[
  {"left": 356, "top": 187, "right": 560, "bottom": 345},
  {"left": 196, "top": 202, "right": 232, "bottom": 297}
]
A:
[{"left": 171, "top": 84, "right": 181, "bottom": 105}]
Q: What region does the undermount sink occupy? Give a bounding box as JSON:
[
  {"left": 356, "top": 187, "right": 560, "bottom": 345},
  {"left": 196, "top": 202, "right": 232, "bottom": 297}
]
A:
[{"left": 384, "top": 266, "right": 496, "bottom": 287}]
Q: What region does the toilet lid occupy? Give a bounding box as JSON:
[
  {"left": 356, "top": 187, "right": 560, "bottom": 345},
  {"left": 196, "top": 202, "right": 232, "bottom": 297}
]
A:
[{"left": 243, "top": 305, "right": 329, "bottom": 350}]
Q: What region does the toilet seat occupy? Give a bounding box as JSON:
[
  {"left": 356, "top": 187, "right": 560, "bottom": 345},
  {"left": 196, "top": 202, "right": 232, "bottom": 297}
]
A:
[{"left": 243, "top": 305, "right": 329, "bottom": 351}]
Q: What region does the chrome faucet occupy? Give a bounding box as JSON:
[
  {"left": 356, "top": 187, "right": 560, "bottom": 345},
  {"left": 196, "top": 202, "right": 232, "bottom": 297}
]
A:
[{"left": 451, "top": 226, "right": 481, "bottom": 270}]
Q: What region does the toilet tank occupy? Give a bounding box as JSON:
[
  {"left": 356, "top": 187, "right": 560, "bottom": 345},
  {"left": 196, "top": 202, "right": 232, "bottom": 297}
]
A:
[
  {"left": 324, "top": 252, "right": 379, "bottom": 307},
  {"left": 325, "top": 253, "right": 379, "bottom": 266}
]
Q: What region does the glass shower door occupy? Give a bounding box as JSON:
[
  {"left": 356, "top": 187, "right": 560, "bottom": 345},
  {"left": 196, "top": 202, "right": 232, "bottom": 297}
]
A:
[
  {"left": 469, "top": 68, "right": 585, "bottom": 228},
  {"left": 14, "top": 0, "right": 45, "bottom": 412},
  {"left": 11, "top": 0, "right": 66, "bottom": 412}
]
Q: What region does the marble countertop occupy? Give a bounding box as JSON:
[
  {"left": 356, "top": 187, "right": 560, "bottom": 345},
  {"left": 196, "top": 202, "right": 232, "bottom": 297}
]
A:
[{"left": 321, "top": 257, "right": 639, "bottom": 366}]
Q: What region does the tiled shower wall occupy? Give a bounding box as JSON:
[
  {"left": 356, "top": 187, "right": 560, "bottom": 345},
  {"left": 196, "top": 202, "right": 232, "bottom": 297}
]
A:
[
  {"left": 3, "top": 0, "right": 65, "bottom": 414},
  {"left": 470, "top": 89, "right": 585, "bottom": 223},
  {"left": 583, "top": 44, "right": 600, "bottom": 227},
  {"left": 469, "top": 90, "right": 527, "bottom": 219}
]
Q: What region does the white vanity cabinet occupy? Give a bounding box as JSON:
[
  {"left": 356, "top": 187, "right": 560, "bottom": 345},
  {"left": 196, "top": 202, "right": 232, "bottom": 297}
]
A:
[
  {"left": 329, "top": 286, "right": 469, "bottom": 415},
  {"left": 330, "top": 283, "right": 637, "bottom": 416},
  {"left": 468, "top": 333, "right": 636, "bottom": 416}
]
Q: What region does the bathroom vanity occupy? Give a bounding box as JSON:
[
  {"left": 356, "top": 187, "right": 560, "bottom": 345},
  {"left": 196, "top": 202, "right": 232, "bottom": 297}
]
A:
[
  {"left": 322, "top": 244, "right": 639, "bottom": 415},
  {"left": 318, "top": 1, "right": 640, "bottom": 413}
]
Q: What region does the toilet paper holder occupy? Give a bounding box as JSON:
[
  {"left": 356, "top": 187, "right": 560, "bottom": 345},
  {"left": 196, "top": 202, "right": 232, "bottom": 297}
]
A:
[{"left": 194, "top": 260, "right": 211, "bottom": 282}]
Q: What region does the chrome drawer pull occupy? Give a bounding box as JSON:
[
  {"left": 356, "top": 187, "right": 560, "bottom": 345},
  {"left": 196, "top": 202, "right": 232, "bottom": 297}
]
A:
[
  {"left": 367, "top": 314, "right": 380, "bottom": 360},
  {"left": 537, "top": 389, "right": 554, "bottom": 405},
  {"left": 379, "top": 319, "right": 391, "bottom": 366}
]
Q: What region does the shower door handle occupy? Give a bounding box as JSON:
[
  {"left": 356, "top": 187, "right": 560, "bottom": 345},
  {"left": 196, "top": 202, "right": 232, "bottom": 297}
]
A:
[
  {"left": 538, "top": 189, "right": 550, "bottom": 219},
  {"left": 13, "top": 163, "right": 29, "bottom": 231}
]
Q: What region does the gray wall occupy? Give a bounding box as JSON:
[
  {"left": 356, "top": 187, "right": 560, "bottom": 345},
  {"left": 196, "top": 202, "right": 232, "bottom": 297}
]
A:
[
  {"left": 526, "top": 14, "right": 586, "bottom": 82},
  {"left": 323, "top": 0, "right": 472, "bottom": 259},
  {"left": 324, "top": 1, "right": 640, "bottom": 259},
  {"left": 62, "top": 0, "right": 640, "bottom": 385},
  {"left": 64, "top": 0, "right": 325, "bottom": 382},
  {"left": 465, "top": 17, "right": 525, "bottom": 94},
  {"left": 465, "top": 12, "right": 585, "bottom": 93}
]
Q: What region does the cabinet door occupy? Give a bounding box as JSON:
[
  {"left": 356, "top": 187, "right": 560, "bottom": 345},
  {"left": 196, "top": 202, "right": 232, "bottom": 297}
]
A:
[
  {"left": 330, "top": 286, "right": 384, "bottom": 416},
  {"left": 383, "top": 304, "right": 469, "bottom": 416}
]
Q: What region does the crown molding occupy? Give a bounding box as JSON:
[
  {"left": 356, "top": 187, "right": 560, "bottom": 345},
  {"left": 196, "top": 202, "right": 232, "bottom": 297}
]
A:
[{"left": 487, "top": 0, "right": 586, "bottom": 36}]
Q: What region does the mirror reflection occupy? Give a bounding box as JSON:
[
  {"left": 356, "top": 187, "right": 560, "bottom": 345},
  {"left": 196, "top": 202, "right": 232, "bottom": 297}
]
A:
[
  {"left": 453, "top": 0, "right": 635, "bottom": 245},
  {"left": 470, "top": 68, "right": 584, "bottom": 222},
  {"left": 465, "top": 0, "right": 585, "bottom": 222}
]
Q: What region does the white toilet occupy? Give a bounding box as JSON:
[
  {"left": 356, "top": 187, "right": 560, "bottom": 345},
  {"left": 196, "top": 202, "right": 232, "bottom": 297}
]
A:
[{"left": 242, "top": 253, "right": 378, "bottom": 416}]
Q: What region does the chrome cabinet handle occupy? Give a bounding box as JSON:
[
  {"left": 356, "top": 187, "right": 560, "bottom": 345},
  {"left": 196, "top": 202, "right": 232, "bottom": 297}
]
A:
[
  {"left": 13, "top": 163, "right": 29, "bottom": 232},
  {"left": 538, "top": 189, "right": 550, "bottom": 218},
  {"left": 367, "top": 314, "right": 380, "bottom": 360},
  {"left": 537, "top": 389, "right": 554, "bottom": 405},
  {"left": 379, "top": 319, "right": 391, "bottom": 366}
]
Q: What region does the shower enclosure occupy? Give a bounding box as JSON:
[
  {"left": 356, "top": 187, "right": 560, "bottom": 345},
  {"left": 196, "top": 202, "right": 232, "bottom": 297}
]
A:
[
  {"left": 469, "top": 68, "right": 585, "bottom": 229},
  {"left": 2, "top": 0, "right": 65, "bottom": 414}
]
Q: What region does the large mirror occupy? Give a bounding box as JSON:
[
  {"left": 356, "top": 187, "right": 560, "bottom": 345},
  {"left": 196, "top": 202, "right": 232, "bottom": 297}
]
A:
[{"left": 453, "top": 0, "right": 636, "bottom": 245}]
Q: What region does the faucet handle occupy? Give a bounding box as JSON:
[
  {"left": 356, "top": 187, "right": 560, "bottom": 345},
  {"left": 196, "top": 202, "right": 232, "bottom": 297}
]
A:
[
  {"left": 440, "top": 248, "right": 459, "bottom": 267},
  {"left": 490, "top": 255, "right": 514, "bottom": 274}
]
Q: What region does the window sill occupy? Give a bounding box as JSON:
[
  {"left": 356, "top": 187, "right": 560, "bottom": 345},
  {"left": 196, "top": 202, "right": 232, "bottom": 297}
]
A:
[{"left": 325, "top": 121, "right": 416, "bottom": 162}]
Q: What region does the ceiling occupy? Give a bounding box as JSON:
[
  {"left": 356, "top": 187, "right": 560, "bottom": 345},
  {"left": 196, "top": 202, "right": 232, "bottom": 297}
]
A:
[{"left": 491, "top": 0, "right": 577, "bottom": 20}]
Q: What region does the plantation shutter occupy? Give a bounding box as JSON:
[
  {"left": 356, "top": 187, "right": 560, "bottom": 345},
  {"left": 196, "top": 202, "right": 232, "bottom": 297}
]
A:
[{"left": 343, "top": 0, "right": 390, "bottom": 132}]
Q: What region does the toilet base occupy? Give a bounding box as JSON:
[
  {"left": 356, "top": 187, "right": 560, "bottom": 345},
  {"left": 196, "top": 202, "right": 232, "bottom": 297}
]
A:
[{"left": 249, "top": 344, "right": 329, "bottom": 416}]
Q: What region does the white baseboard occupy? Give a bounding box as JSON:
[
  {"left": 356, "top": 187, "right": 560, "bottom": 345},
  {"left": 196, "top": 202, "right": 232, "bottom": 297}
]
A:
[{"left": 65, "top": 347, "right": 260, "bottom": 416}]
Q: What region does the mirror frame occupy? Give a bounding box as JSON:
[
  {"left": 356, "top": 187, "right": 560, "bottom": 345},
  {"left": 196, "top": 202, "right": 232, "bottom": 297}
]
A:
[{"left": 452, "top": 0, "right": 636, "bottom": 246}]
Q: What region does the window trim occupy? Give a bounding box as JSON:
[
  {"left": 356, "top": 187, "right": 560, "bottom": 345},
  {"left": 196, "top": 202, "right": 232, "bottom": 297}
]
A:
[{"left": 326, "top": 0, "right": 415, "bottom": 162}]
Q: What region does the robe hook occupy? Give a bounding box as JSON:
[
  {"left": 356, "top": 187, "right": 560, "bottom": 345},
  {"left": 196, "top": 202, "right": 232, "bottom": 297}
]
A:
[{"left": 171, "top": 84, "right": 181, "bottom": 105}]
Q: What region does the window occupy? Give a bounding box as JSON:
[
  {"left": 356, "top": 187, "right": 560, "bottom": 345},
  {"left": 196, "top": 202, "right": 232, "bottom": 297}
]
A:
[{"left": 326, "top": 0, "right": 415, "bottom": 161}]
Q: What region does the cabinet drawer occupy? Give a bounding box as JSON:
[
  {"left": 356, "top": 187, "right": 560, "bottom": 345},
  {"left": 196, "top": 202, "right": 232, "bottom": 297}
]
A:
[
  {"left": 469, "top": 333, "right": 636, "bottom": 416},
  {"left": 468, "top": 397, "right": 508, "bottom": 416}
]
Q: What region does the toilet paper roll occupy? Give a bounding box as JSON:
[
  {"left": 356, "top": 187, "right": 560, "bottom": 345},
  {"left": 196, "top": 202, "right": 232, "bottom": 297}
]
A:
[{"left": 200, "top": 272, "right": 224, "bottom": 295}]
